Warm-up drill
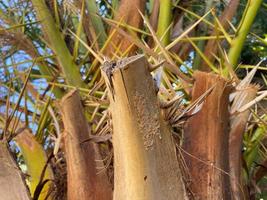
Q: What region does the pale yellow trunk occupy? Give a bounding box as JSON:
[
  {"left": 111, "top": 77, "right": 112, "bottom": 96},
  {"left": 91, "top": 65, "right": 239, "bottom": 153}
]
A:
[{"left": 102, "top": 55, "right": 188, "bottom": 200}]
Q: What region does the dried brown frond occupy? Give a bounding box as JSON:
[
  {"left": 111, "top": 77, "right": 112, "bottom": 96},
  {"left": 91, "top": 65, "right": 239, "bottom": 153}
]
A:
[
  {"left": 202, "top": 0, "right": 241, "bottom": 71},
  {"left": 0, "top": 30, "right": 36, "bottom": 58}
]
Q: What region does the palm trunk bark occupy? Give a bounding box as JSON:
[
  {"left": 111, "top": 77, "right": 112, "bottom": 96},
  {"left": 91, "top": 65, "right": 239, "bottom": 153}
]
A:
[
  {"left": 183, "top": 71, "right": 232, "bottom": 199},
  {"left": 60, "top": 90, "right": 112, "bottom": 200},
  {"left": 102, "top": 55, "right": 188, "bottom": 200},
  {"left": 229, "top": 86, "right": 258, "bottom": 200}
]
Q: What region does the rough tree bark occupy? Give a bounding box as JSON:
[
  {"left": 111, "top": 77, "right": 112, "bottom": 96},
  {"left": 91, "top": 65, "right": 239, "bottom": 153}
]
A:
[
  {"left": 60, "top": 90, "right": 112, "bottom": 200},
  {"left": 183, "top": 71, "right": 232, "bottom": 199},
  {"left": 102, "top": 55, "right": 188, "bottom": 200},
  {"left": 0, "top": 141, "right": 31, "bottom": 200}
]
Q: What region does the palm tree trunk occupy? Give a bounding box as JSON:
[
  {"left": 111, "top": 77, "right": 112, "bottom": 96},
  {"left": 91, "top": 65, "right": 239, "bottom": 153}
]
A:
[
  {"left": 0, "top": 141, "right": 31, "bottom": 200},
  {"left": 183, "top": 71, "right": 232, "bottom": 199},
  {"left": 102, "top": 55, "right": 188, "bottom": 200},
  {"left": 60, "top": 90, "right": 112, "bottom": 200}
]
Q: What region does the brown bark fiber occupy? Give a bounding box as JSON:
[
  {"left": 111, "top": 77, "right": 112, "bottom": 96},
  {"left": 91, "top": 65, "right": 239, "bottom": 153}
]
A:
[
  {"left": 183, "top": 71, "right": 232, "bottom": 199},
  {"left": 229, "top": 85, "right": 258, "bottom": 200},
  {"left": 60, "top": 90, "right": 112, "bottom": 200},
  {"left": 103, "top": 55, "right": 188, "bottom": 200}
]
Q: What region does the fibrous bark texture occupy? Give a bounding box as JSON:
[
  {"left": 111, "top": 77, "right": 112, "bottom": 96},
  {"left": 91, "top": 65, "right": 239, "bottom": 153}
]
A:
[
  {"left": 229, "top": 85, "right": 258, "bottom": 200},
  {"left": 60, "top": 90, "right": 112, "bottom": 200},
  {"left": 183, "top": 71, "right": 232, "bottom": 199},
  {"left": 0, "top": 141, "right": 30, "bottom": 200},
  {"left": 103, "top": 55, "right": 188, "bottom": 200}
]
